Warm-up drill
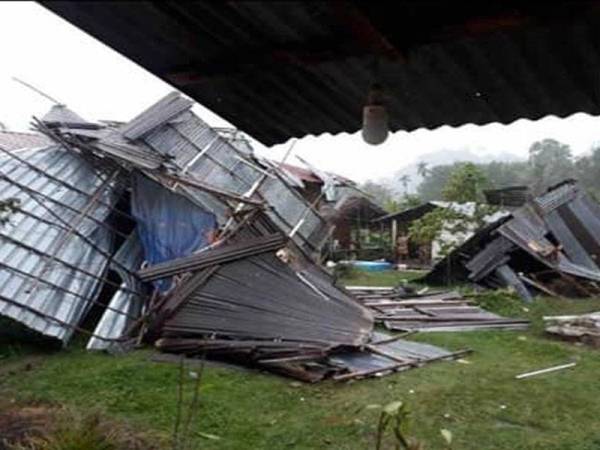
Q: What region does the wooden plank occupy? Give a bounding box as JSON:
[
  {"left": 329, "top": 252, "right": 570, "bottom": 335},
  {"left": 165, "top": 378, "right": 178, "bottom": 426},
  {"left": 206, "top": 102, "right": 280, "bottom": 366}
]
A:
[{"left": 363, "top": 300, "right": 472, "bottom": 308}]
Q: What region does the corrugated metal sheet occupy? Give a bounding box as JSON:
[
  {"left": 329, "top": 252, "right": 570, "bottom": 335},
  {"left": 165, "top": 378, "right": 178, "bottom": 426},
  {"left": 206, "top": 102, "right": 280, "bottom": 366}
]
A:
[
  {"left": 545, "top": 209, "right": 598, "bottom": 270},
  {"left": 160, "top": 252, "right": 373, "bottom": 345},
  {"left": 131, "top": 94, "right": 331, "bottom": 254},
  {"left": 330, "top": 332, "right": 451, "bottom": 373},
  {"left": 0, "top": 131, "right": 52, "bottom": 152},
  {"left": 0, "top": 94, "right": 371, "bottom": 369},
  {"left": 465, "top": 236, "right": 516, "bottom": 281},
  {"left": 426, "top": 181, "right": 600, "bottom": 298},
  {"left": 42, "top": 104, "right": 94, "bottom": 129},
  {"left": 0, "top": 146, "right": 120, "bottom": 343},
  {"left": 120, "top": 92, "right": 194, "bottom": 140},
  {"left": 349, "top": 287, "right": 529, "bottom": 331},
  {"left": 214, "top": 128, "right": 254, "bottom": 155},
  {"left": 534, "top": 181, "right": 580, "bottom": 213},
  {"left": 87, "top": 232, "right": 145, "bottom": 351},
  {"left": 42, "top": 2, "right": 600, "bottom": 145},
  {"left": 498, "top": 202, "right": 600, "bottom": 281}
]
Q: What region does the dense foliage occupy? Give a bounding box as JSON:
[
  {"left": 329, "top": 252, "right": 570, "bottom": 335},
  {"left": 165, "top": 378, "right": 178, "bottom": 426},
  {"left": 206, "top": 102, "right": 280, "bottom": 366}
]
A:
[
  {"left": 441, "top": 162, "right": 488, "bottom": 203},
  {"left": 407, "top": 163, "right": 498, "bottom": 257},
  {"left": 409, "top": 203, "right": 499, "bottom": 258},
  {"left": 357, "top": 137, "right": 600, "bottom": 259},
  {"left": 362, "top": 138, "right": 600, "bottom": 208}
]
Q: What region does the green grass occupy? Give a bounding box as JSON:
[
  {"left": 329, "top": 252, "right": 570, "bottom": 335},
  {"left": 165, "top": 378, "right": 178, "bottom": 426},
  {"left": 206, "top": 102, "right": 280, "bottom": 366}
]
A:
[
  {"left": 340, "top": 269, "right": 426, "bottom": 287},
  {"left": 3, "top": 272, "right": 600, "bottom": 449}
]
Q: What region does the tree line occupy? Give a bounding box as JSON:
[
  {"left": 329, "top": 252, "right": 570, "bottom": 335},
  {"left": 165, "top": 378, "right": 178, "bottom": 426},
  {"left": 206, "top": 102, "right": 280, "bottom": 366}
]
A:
[{"left": 362, "top": 138, "right": 600, "bottom": 211}]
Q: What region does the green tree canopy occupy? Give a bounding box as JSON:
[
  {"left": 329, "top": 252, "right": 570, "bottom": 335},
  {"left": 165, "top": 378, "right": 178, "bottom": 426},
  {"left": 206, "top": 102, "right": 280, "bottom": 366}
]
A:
[
  {"left": 528, "top": 139, "right": 575, "bottom": 194},
  {"left": 416, "top": 163, "right": 458, "bottom": 201},
  {"left": 574, "top": 144, "right": 600, "bottom": 200},
  {"left": 441, "top": 162, "right": 489, "bottom": 202},
  {"left": 397, "top": 193, "right": 422, "bottom": 210},
  {"left": 409, "top": 163, "right": 497, "bottom": 258}
]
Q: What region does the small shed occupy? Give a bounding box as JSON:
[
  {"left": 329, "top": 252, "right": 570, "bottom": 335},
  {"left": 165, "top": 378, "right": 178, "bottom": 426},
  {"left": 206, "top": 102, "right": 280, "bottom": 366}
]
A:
[
  {"left": 373, "top": 203, "right": 441, "bottom": 267},
  {"left": 373, "top": 202, "right": 507, "bottom": 267},
  {"left": 484, "top": 186, "right": 530, "bottom": 207}
]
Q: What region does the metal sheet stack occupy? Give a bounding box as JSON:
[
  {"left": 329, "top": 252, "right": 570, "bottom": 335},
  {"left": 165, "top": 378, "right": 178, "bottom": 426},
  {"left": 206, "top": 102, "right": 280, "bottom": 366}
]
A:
[{"left": 347, "top": 286, "right": 529, "bottom": 332}]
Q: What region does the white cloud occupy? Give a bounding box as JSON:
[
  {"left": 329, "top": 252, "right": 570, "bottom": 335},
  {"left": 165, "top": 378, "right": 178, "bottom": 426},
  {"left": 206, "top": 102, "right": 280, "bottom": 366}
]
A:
[{"left": 2, "top": 2, "right": 600, "bottom": 184}]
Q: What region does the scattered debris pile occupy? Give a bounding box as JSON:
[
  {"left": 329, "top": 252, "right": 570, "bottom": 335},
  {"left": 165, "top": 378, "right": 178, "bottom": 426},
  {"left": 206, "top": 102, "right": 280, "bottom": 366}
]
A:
[
  {"left": 151, "top": 331, "right": 470, "bottom": 383},
  {"left": 347, "top": 286, "right": 529, "bottom": 332},
  {"left": 425, "top": 180, "right": 600, "bottom": 301},
  {"left": 329, "top": 332, "right": 470, "bottom": 381},
  {"left": 0, "top": 93, "right": 465, "bottom": 381},
  {"left": 545, "top": 313, "right": 600, "bottom": 346}
]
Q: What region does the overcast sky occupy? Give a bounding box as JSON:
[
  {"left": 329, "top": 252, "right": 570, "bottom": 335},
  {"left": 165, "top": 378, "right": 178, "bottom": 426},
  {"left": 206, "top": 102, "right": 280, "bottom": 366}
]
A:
[{"left": 3, "top": 2, "right": 600, "bottom": 183}]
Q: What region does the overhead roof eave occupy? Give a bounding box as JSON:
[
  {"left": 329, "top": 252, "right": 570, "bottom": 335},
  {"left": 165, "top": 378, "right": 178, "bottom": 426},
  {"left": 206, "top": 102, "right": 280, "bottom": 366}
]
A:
[{"left": 42, "top": 1, "right": 600, "bottom": 145}]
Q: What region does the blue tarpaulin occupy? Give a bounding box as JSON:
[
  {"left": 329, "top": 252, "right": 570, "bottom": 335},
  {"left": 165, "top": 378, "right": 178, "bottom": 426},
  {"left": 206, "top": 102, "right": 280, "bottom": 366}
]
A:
[{"left": 132, "top": 173, "right": 217, "bottom": 291}]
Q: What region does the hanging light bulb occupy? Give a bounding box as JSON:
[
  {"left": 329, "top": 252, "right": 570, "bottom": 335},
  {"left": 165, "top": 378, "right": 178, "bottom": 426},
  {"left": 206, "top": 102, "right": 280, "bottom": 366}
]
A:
[{"left": 362, "top": 83, "right": 389, "bottom": 145}]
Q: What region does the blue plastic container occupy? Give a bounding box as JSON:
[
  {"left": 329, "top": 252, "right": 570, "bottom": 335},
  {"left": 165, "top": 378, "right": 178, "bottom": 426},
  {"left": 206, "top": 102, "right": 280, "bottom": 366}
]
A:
[{"left": 349, "top": 260, "right": 393, "bottom": 272}]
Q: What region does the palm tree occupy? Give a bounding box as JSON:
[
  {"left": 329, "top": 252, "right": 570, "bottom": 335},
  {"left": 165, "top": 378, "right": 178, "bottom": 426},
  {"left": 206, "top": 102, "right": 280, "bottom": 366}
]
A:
[
  {"left": 399, "top": 174, "right": 411, "bottom": 195},
  {"left": 417, "top": 161, "right": 429, "bottom": 178}
]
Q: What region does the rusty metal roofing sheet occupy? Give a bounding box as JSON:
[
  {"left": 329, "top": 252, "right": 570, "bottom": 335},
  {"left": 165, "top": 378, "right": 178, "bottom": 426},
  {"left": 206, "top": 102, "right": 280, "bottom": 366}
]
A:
[{"left": 137, "top": 233, "right": 286, "bottom": 282}]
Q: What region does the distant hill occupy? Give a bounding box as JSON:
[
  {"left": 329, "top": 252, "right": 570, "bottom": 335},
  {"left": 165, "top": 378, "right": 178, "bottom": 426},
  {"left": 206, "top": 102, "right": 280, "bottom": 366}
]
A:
[{"left": 376, "top": 148, "right": 523, "bottom": 195}]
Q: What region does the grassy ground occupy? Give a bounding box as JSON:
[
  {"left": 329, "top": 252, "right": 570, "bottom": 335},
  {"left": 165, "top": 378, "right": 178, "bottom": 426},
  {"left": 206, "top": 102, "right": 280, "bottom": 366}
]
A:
[
  {"left": 2, "top": 271, "right": 600, "bottom": 449},
  {"left": 340, "top": 268, "right": 426, "bottom": 286}
]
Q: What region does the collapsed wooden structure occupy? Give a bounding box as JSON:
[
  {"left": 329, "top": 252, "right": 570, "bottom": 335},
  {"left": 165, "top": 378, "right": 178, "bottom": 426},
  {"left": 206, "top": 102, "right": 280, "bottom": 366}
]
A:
[
  {"left": 0, "top": 93, "right": 470, "bottom": 381},
  {"left": 425, "top": 181, "right": 600, "bottom": 301}
]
